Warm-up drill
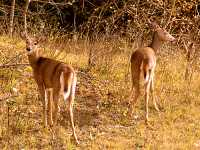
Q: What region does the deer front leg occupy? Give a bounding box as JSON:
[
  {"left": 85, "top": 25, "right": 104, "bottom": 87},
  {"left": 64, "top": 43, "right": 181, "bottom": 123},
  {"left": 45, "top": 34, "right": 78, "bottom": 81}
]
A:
[
  {"left": 150, "top": 77, "right": 159, "bottom": 112},
  {"left": 52, "top": 89, "right": 60, "bottom": 126},
  {"left": 145, "top": 80, "right": 151, "bottom": 122},
  {"left": 37, "top": 84, "right": 47, "bottom": 127}
]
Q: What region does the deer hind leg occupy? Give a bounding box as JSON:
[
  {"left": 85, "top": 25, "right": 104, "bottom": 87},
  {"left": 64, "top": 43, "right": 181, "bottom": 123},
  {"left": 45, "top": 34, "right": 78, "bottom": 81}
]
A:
[
  {"left": 129, "top": 72, "right": 140, "bottom": 115},
  {"left": 130, "top": 82, "right": 140, "bottom": 114},
  {"left": 52, "top": 89, "right": 60, "bottom": 126},
  {"left": 46, "top": 89, "right": 53, "bottom": 126},
  {"left": 67, "top": 75, "right": 79, "bottom": 144},
  {"left": 150, "top": 71, "right": 159, "bottom": 112},
  {"left": 144, "top": 70, "right": 151, "bottom": 122}
]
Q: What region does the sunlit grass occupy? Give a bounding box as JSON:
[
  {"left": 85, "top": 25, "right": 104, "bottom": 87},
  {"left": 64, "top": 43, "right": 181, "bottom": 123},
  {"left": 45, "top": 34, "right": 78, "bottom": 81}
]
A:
[{"left": 0, "top": 35, "right": 200, "bottom": 149}]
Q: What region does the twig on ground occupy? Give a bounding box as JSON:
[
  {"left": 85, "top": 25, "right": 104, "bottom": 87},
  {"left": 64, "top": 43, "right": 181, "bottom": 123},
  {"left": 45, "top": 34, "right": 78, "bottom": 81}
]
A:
[
  {"left": 0, "top": 63, "right": 29, "bottom": 68},
  {"left": 0, "top": 94, "right": 18, "bottom": 102}
]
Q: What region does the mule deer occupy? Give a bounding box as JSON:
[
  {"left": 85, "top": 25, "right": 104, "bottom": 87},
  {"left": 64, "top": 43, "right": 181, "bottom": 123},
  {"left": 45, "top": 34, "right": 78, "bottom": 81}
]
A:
[
  {"left": 130, "top": 21, "right": 175, "bottom": 122},
  {"left": 21, "top": 33, "right": 79, "bottom": 144}
]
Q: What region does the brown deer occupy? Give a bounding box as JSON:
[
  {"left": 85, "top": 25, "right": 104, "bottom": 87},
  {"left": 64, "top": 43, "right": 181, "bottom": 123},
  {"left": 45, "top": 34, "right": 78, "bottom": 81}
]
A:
[
  {"left": 130, "top": 21, "right": 175, "bottom": 122},
  {"left": 21, "top": 32, "right": 79, "bottom": 144}
]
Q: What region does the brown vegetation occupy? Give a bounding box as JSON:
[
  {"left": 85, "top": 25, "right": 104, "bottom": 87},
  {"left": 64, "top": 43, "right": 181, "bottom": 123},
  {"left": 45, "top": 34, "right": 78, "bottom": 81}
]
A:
[{"left": 0, "top": 0, "right": 200, "bottom": 149}]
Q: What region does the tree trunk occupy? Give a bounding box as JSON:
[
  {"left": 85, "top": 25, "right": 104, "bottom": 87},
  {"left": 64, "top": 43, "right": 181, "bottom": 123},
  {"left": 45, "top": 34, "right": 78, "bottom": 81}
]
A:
[
  {"left": 9, "top": 0, "right": 15, "bottom": 37},
  {"left": 24, "top": 0, "right": 31, "bottom": 34}
]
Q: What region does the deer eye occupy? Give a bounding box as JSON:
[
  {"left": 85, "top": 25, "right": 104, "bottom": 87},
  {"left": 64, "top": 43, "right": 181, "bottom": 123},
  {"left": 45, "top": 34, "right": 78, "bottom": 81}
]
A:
[{"left": 34, "top": 42, "right": 37, "bottom": 45}]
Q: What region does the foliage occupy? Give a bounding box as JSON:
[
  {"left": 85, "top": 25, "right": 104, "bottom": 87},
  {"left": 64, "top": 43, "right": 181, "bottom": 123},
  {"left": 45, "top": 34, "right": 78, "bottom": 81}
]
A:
[{"left": 0, "top": 0, "right": 199, "bottom": 41}]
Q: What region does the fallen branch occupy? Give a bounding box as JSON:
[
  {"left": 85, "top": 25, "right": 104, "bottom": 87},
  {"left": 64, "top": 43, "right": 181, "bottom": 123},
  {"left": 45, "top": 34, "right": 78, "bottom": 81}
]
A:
[
  {"left": 0, "top": 94, "right": 18, "bottom": 102},
  {"left": 0, "top": 63, "right": 29, "bottom": 68}
]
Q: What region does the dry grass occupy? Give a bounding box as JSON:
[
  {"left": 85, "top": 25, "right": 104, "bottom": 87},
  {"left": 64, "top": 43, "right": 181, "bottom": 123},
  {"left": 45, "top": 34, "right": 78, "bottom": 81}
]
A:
[{"left": 0, "top": 35, "right": 200, "bottom": 149}]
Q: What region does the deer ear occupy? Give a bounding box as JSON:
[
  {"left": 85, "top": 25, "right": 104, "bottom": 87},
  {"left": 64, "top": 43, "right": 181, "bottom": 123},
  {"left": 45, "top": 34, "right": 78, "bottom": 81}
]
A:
[
  {"left": 36, "top": 36, "right": 46, "bottom": 44},
  {"left": 148, "top": 20, "right": 160, "bottom": 30},
  {"left": 20, "top": 31, "right": 29, "bottom": 41},
  {"left": 20, "top": 32, "right": 26, "bottom": 39},
  {"left": 189, "top": 42, "right": 194, "bottom": 49}
]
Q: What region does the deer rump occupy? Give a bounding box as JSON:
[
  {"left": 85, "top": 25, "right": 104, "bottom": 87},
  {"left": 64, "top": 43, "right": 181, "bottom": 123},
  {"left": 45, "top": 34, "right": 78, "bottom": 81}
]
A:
[
  {"left": 60, "top": 71, "right": 76, "bottom": 101},
  {"left": 140, "top": 59, "right": 154, "bottom": 83},
  {"left": 34, "top": 57, "right": 76, "bottom": 102},
  {"left": 131, "top": 47, "right": 156, "bottom": 84}
]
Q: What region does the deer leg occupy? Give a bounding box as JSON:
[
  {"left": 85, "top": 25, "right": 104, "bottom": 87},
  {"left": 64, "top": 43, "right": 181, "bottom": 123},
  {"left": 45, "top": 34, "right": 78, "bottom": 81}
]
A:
[
  {"left": 129, "top": 66, "right": 140, "bottom": 116},
  {"left": 129, "top": 75, "right": 140, "bottom": 116},
  {"left": 52, "top": 90, "right": 60, "bottom": 125},
  {"left": 37, "top": 84, "right": 47, "bottom": 127},
  {"left": 150, "top": 73, "right": 160, "bottom": 112},
  {"left": 47, "top": 89, "right": 53, "bottom": 126},
  {"left": 130, "top": 85, "right": 140, "bottom": 113},
  {"left": 68, "top": 76, "right": 79, "bottom": 144},
  {"left": 68, "top": 100, "right": 79, "bottom": 144},
  {"left": 145, "top": 77, "right": 151, "bottom": 122}
]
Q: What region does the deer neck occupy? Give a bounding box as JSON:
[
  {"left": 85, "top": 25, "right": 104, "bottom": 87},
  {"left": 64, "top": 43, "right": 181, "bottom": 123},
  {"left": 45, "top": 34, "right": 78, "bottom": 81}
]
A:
[
  {"left": 28, "top": 51, "right": 41, "bottom": 68},
  {"left": 149, "top": 32, "right": 163, "bottom": 52}
]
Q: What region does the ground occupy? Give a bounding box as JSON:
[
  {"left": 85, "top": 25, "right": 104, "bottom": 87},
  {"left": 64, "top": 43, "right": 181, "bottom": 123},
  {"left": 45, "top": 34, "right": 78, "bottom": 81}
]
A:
[{"left": 0, "top": 36, "right": 200, "bottom": 149}]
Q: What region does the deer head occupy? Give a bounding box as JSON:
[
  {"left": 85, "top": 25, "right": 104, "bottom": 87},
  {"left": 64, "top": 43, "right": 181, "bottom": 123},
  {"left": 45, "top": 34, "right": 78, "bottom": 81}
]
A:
[
  {"left": 21, "top": 32, "right": 45, "bottom": 55},
  {"left": 148, "top": 20, "right": 175, "bottom": 42}
]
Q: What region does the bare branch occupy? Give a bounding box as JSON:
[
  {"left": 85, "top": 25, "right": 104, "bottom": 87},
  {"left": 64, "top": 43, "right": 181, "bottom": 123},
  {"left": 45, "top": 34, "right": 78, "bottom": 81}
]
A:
[
  {"left": 9, "top": 0, "right": 15, "bottom": 36},
  {"left": 0, "top": 63, "right": 29, "bottom": 68},
  {"left": 0, "top": 94, "right": 18, "bottom": 102},
  {"left": 24, "top": 0, "right": 31, "bottom": 34},
  {"left": 164, "top": 0, "right": 176, "bottom": 29}
]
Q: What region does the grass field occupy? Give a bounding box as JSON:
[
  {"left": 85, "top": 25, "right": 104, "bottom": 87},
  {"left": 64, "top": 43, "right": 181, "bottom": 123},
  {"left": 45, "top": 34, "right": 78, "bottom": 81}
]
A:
[{"left": 0, "top": 35, "right": 200, "bottom": 149}]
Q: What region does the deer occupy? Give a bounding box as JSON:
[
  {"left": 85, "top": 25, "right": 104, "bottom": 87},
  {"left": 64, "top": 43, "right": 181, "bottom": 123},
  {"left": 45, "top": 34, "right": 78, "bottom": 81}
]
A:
[
  {"left": 21, "top": 32, "right": 79, "bottom": 144},
  {"left": 129, "top": 21, "right": 175, "bottom": 122}
]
